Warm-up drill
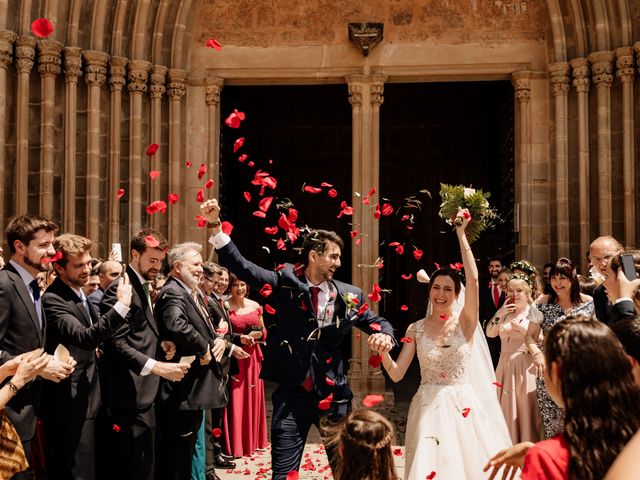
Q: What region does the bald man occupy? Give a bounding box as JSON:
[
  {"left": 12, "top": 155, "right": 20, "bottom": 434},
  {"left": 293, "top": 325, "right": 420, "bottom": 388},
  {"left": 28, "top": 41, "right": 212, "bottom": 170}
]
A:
[{"left": 88, "top": 260, "right": 123, "bottom": 311}]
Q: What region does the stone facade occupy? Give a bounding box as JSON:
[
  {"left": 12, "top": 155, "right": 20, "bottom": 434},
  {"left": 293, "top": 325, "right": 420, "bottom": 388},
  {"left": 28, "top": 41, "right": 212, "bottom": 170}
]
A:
[{"left": 2, "top": 0, "right": 640, "bottom": 395}]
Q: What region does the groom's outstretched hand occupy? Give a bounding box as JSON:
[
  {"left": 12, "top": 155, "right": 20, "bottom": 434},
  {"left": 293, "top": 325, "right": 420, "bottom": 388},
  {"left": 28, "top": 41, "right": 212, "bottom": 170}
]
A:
[
  {"left": 368, "top": 333, "right": 394, "bottom": 354},
  {"left": 201, "top": 199, "right": 221, "bottom": 223}
]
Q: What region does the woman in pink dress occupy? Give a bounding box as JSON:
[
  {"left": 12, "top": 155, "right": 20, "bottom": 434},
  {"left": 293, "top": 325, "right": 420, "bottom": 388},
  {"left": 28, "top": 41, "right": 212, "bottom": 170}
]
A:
[
  {"left": 486, "top": 273, "right": 541, "bottom": 443},
  {"left": 225, "top": 273, "right": 269, "bottom": 458}
]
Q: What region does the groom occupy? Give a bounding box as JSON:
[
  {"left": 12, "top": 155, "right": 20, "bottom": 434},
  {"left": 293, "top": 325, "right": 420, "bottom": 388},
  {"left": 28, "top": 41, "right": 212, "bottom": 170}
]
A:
[{"left": 200, "top": 199, "right": 395, "bottom": 479}]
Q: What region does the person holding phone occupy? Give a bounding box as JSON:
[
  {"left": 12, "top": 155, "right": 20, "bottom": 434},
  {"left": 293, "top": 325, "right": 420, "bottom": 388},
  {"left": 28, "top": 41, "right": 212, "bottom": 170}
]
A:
[
  {"left": 603, "top": 251, "right": 640, "bottom": 323},
  {"left": 486, "top": 274, "right": 541, "bottom": 444}
]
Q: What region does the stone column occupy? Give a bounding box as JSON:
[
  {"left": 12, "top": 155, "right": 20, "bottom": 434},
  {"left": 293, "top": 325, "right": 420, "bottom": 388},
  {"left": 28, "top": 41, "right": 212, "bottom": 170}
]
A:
[
  {"left": 167, "top": 68, "right": 187, "bottom": 243},
  {"left": 63, "top": 47, "right": 83, "bottom": 232},
  {"left": 588, "top": 51, "right": 615, "bottom": 235},
  {"left": 127, "top": 60, "right": 152, "bottom": 235},
  {"left": 511, "top": 71, "right": 532, "bottom": 260},
  {"left": 617, "top": 47, "right": 635, "bottom": 247},
  {"left": 570, "top": 58, "right": 591, "bottom": 272},
  {"left": 84, "top": 50, "right": 110, "bottom": 248},
  {"left": 0, "top": 30, "right": 17, "bottom": 230},
  {"left": 15, "top": 35, "right": 37, "bottom": 215},
  {"left": 37, "top": 40, "right": 63, "bottom": 218},
  {"left": 205, "top": 77, "right": 223, "bottom": 203},
  {"left": 149, "top": 65, "right": 167, "bottom": 232},
  {"left": 549, "top": 62, "right": 570, "bottom": 257},
  {"left": 108, "top": 56, "right": 128, "bottom": 246}
]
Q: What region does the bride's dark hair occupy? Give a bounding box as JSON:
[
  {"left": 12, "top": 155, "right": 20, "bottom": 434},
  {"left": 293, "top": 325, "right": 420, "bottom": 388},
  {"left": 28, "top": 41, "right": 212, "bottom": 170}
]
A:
[
  {"left": 428, "top": 267, "right": 462, "bottom": 295},
  {"left": 327, "top": 409, "right": 399, "bottom": 480},
  {"left": 545, "top": 316, "right": 640, "bottom": 480}
]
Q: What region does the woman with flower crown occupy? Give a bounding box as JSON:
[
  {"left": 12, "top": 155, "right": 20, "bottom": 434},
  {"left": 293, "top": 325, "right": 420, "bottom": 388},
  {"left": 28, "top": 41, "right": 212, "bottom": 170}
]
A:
[
  {"left": 486, "top": 273, "right": 541, "bottom": 443},
  {"left": 376, "top": 208, "right": 512, "bottom": 480}
]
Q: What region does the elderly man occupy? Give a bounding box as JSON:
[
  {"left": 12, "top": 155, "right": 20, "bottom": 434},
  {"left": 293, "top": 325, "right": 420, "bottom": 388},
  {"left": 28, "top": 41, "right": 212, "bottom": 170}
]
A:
[{"left": 590, "top": 236, "right": 624, "bottom": 324}]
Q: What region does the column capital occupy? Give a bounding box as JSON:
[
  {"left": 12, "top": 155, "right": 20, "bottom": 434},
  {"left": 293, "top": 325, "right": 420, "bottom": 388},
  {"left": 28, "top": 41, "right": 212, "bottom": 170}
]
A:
[
  {"left": 127, "top": 59, "right": 152, "bottom": 94},
  {"left": 15, "top": 35, "right": 37, "bottom": 75},
  {"left": 149, "top": 65, "right": 167, "bottom": 99},
  {"left": 109, "top": 56, "right": 128, "bottom": 92},
  {"left": 511, "top": 71, "right": 532, "bottom": 103},
  {"left": 346, "top": 75, "right": 366, "bottom": 107},
  {"left": 83, "top": 50, "right": 110, "bottom": 87},
  {"left": 0, "top": 30, "right": 17, "bottom": 69},
  {"left": 37, "top": 39, "right": 63, "bottom": 77},
  {"left": 569, "top": 57, "right": 590, "bottom": 93},
  {"left": 615, "top": 46, "right": 635, "bottom": 83},
  {"left": 63, "top": 46, "right": 83, "bottom": 82},
  {"left": 548, "top": 61, "right": 570, "bottom": 96},
  {"left": 587, "top": 50, "right": 614, "bottom": 87},
  {"left": 370, "top": 74, "right": 387, "bottom": 107},
  {"left": 167, "top": 68, "right": 188, "bottom": 100},
  {"left": 205, "top": 76, "right": 224, "bottom": 106}
]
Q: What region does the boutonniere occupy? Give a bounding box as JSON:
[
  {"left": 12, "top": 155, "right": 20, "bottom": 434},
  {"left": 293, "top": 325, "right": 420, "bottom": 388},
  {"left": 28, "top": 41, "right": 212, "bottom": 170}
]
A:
[
  {"left": 223, "top": 301, "right": 230, "bottom": 311},
  {"left": 342, "top": 292, "right": 360, "bottom": 311}
]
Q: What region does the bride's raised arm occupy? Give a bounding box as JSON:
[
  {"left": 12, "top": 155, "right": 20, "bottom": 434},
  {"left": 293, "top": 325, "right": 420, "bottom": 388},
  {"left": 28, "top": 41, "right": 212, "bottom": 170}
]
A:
[{"left": 455, "top": 208, "right": 479, "bottom": 340}]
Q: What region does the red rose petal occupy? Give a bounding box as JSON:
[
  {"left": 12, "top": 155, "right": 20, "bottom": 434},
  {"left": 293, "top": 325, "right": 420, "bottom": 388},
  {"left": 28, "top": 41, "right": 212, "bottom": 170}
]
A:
[
  {"left": 145, "top": 143, "right": 159, "bottom": 156},
  {"left": 264, "top": 226, "right": 278, "bottom": 235},
  {"left": 439, "top": 313, "right": 448, "bottom": 321},
  {"left": 350, "top": 231, "right": 358, "bottom": 239},
  {"left": 368, "top": 187, "right": 376, "bottom": 196},
  {"left": 195, "top": 215, "right": 207, "bottom": 228},
  {"left": 264, "top": 304, "right": 276, "bottom": 315},
  {"left": 362, "top": 394, "right": 384, "bottom": 408},
  {"left": 167, "top": 193, "right": 179, "bottom": 204},
  {"left": 112, "top": 424, "right": 121, "bottom": 433},
  {"left": 116, "top": 188, "right": 125, "bottom": 199},
  {"left": 434, "top": 262, "right": 441, "bottom": 270},
  {"left": 197, "top": 163, "right": 207, "bottom": 180},
  {"left": 206, "top": 38, "right": 223, "bottom": 51},
  {"left": 253, "top": 210, "right": 267, "bottom": 218},
  {"left": 325, "top": 376, "right": 335, "bottom": 386},
  {"left": 393, "top": 448, "right": 403, "bottom": 457},
  {"left": 377, "top": 260, "right": 384, "bottom": 270},
  {"left": 463, "top": 211, "right": 471, "bottom": 219},
  {"left": 370, "top": 323, "right": 381, "bottom": 332},
  {"left": 243, "top": 191, "right": 251, "bottom": 202},
  {"left": 355, "top": 237, "right": 363, "bottom": 245},
  {"left": 259, "top": 284, "right": 273, "bottom": 298},
  {"left": 381, "top": 203, "right": 394, "bottom": 216},
  {"left": 362, "top": 197, "right": 371, "bottom": 205},
  {"left": 461, "top": 407, "right": 471, "bottom": 418},
  {"left": 326, "top": 357, "right": 332, "bottom": 364},
  {"left": 233, "top": 137, "right": 245, "bottom": 153},
  {"left": 389, "top": 241, "right": 400, "bottom": 247},
  {"left": 238, "top": 154, "right": 248, "bottom": 163},
  {"left": 259, "top": 196, "right": 273, "bottom": 212},
  {"left": 185, "top": 161, "right": 192, "bottom": 167},
  {"left": 401, "top": 273, "right": 413, "bottom": 280},
  {"left": 247, "top": 161, "right": 255, "bottom": 167},
  {"left": 395, "top": 245, "right": 405, "bottom": 255},
  {"left": 493, "top": 381, "right": 503, "bottom": 388},
  {"left": 413, "top": 248, "right": 424, "bottom": 261},
  {"left": 221, "top": 221, "right": 234, "bottom": 235},
  {"left": 204, "top": 179, "right": 214, "bottom": 189},
  {"left": 327, "top": 188, "right": 338, "bottom": 198},
  {"left": 357, "top": 303, "right": 369, "bottom": 315},
  {"left": 31, "top": 18, "right": 54, "bottom": 38},
  {"left": 320, "top": 182, "right": 333, "bottom": 188},
  {"left": 145, "top": 235, "right": 160, "bottom": 248},
  {"left": 211, "top": 428, "right": 222, "bottom": 437},
  {"left": 276, "top": 238, "right": 286, "bottom": 250},
  {"left": 224, "top": 109, "right": 245, "bottom": 128},
  {"left": 374, "top": 203, "right": 381, "bottom": 219},
  {"left": 427, "top": 472, "right": 437, "bottom": 480},
  {"left": 318, "top": 393, "right": 333, "bottom": 411},
  {"left": 146, "top": 200, "right": 167, "bottom": 215},
  {"left": 196, "top": 189, "right": 205, "bottom": 203},
  {"left": 149, "top": 170, "right": 161, "bottom": 180},
  {"left": 368, "top": 284, "right": 382, "bottom": 302},
  {"left": 368, "top": 354, "right": 382, "bottom": 368},
  {"left": 41, "top": 251, "right": 63, "bottom": 264},
  {"left": 303, "top": 185, "right": 322, "bottom": 194},
  {"left": 286, "top": 472, "right": 299, "bottom": 480},
  {"left": 400, "top": 337, "right": 413, "bottom": 343},
  {"left": 400, "top": 305, "right": 409, "bottom": 311}
]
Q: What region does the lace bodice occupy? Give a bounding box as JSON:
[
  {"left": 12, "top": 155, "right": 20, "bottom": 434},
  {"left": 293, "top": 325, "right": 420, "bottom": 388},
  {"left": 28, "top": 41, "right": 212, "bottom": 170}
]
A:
[{"left": 414, "top": 320, "right": 471, "bottom": 386}]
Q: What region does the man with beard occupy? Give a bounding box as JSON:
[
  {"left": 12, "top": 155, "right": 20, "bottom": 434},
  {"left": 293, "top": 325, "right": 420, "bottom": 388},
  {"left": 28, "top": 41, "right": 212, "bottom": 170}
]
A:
[
  {"left": 0, "top": 215, "right": 75, "bottom": 478},
  {"left": 479, "top": 256, "right": 505, "bottom": 368},
  {"left": 155, "top": 243, "right": 227, "bottom": 480},
  {"left": 101, "top": 229, "right": 189, "bottom": 480},
  {"left": 41, "top": 234, "right": 133, "bottom": 479}
]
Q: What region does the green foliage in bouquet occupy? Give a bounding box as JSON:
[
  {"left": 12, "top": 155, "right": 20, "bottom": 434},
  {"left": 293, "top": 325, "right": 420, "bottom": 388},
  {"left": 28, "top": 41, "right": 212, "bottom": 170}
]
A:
[{"left": 438, "top": 184, "right": 499, "bottom": 244}]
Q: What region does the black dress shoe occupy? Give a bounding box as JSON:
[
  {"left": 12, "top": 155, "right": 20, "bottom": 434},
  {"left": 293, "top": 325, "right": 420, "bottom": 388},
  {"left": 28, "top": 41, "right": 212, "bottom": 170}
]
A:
[
  {"left": 214, "top": 453, "right": 236, "bottom": 468},
  {"left": 219, "top": 452, "right": 234, "bottom": 462},
  {"left": 205, "top": 471, "right": 221, "bottom": 480}
]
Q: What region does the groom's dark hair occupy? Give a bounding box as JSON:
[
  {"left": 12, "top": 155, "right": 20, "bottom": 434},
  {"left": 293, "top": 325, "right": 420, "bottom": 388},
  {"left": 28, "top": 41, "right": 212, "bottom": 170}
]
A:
[{"left": 301, "top": 229, "right": 344, "bottom": 262}]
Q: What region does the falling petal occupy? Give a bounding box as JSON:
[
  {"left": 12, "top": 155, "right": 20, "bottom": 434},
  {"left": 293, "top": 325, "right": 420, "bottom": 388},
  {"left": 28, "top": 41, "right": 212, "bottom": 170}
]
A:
[
  {"left": 205, "top": 38, "right": 223, "bottom": 51},
  {"left": 145, "top": 143, "right": 159, "bottom": 156},
  {"left": 31, "top": 18, "right": 54, "bottom": 38},
  {"left": 149, "top": 170, "right": 161, "bottom": 180},
  {"left": 116, "top": 188, "right": 125, "bottom": 199},
  {"left": 167, "top": 193, "right": 179, "bottom": 204}
]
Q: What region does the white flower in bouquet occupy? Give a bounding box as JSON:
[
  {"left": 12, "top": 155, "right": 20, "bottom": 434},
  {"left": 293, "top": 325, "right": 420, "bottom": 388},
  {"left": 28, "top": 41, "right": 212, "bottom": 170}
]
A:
[{"left": 463, "top": 187, "right": 476, "bottom": 199}]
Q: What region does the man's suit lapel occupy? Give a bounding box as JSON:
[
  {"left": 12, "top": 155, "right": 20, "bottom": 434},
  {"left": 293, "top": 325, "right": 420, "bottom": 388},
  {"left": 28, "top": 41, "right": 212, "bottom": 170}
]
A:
[
  {"left": 52, "top": 278, "right": 93, "bottom": 327},
  {"left": 128, "top": 266, "right": 159, "bottom": 336},
  {"left": 5, "top": 264, "right": 44, "bottom": 342}
]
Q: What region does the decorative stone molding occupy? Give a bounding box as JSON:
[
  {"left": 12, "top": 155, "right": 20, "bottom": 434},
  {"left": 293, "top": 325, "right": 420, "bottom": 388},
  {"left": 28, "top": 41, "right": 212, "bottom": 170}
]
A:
[
  {"left": 346, "top": 75, "right": 365, "bottom": 107},
  {"left": 37, "top": 40, "right": 63, "bottom": 77},
  {"left": 15, "top": 35, "right": 37, "bottom": 75},
  {"left": 63, "top": 46, "right": 83, "bottom": 82},
  {"left": 187, "top": 77, "right": 207, "bottom": 87},
  {"left": 205, "top": 77, "right": 223, "bottom": 106},
  {"left": 167, "top": 68, "right": 188, "bottom": 100},
  {"left": 511, "top": 71, "right": 531, "bottom": 103},
  {"left": 83, "top": 50, "right": 109, "bottom": 87},
  {"left": 588, "top": 51, "right": 614, "bottom": 87},
  {"left": 549, "top": 62, "right": 570, "bottom": 96},
  {"left": 370, "top": 74, "right": 387, "bottom": 107},
  {"left": 615, "top": 47, "right": 634, "bottom": 83},
  {"left": 0, "top": 30, "right": 17, "bottom": 69},
  {"left": 569, "top": 57, "right": 590, "bottom": 93},
  {"left": 127, "top": 60, "right": 151, "bottom": 94},
  {"left": 633, "top": 42, "right": 640, "bottom": 75},
  {"left": 149, "top": 65, "right": 167, "bottom": 99},
  {"left": 109, "top": 56, "right": 128, "bottom": 92}
]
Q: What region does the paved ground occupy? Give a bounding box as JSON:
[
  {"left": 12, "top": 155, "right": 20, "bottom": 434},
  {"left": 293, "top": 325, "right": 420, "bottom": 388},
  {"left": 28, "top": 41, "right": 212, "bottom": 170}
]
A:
[{"left": 218, "top": 363, "right": 420, "bottom": 479}]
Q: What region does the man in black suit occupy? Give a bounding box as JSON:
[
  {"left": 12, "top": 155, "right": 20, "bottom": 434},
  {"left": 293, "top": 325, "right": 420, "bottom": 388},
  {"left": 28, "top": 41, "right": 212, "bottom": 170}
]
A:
[
  {"left": 155, "top": 242, "right": 227, "bottom": 480},
  {"left": 100, "top": 229, "right": 189, "bottom": 480},
  {"left": 590, "top": 236, "right": 625, "bottom": 324},
  {"left": 200, "top": 199, "right": 395, "bottom": 480},
  {"left": 87, "top": 259, "right": 123, "bottom": 311},
  {"left": 0, "top": 215, "right": 75, "bottom": 478},
  {"left": 41, "top": 233, "right": 133, "bottom": 480},
  {"left": 479, "top": 257, "right": 505, "bottom": 368}
]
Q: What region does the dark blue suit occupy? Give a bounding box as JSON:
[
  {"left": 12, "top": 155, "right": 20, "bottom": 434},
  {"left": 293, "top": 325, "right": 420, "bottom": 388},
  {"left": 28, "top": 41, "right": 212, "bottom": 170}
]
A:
[{"left": 216, "top": 239, "right": 394, "bottom": 478}]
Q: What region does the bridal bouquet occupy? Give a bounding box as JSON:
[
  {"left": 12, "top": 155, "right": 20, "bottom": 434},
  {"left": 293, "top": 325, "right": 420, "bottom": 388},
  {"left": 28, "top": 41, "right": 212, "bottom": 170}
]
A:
[{"left": 438, "top": 184, "right": 498, "bottom": 244}]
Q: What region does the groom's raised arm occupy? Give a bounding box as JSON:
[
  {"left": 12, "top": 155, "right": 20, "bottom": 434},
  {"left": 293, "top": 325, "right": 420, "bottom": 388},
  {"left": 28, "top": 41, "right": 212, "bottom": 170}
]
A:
[{"left": 202, "top": 199, "right": 279, "bottom": 290}]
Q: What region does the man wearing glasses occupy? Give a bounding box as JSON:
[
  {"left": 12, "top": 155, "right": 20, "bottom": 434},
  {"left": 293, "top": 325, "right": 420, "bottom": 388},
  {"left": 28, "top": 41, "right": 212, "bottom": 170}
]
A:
[{"left": 590, "top": 235, "right": 624, "bottom": 324}]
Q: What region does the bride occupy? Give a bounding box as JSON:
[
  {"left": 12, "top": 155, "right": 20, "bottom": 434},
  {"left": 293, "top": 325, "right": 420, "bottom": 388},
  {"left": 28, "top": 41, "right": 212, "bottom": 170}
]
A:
[{"left": 373, "top": 209, "right": 512, "bottom": 479}]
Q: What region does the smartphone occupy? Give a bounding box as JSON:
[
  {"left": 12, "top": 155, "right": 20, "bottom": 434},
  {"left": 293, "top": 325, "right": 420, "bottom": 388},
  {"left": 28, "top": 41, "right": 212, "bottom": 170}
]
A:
[
  {"left": 620, "top": 253, "right": 637, "bottom": 281},
  {"left": 111, "top": 243, "right": 122, "bottom": 262}
]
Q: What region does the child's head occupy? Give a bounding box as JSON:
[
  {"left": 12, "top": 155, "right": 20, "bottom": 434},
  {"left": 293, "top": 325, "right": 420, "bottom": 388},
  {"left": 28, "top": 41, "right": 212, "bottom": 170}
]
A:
[
  {"left": 328, "top": 409, "right": 399, "bottom": 480},
  {"left": 544, "top": 316, "right": 640, "bottom": 479}
]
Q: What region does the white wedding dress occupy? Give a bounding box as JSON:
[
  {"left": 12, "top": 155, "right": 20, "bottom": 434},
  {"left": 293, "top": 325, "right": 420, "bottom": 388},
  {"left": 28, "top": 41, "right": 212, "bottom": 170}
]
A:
[{"left": 403, "top": 319, "right": 513, "bottom": 480}]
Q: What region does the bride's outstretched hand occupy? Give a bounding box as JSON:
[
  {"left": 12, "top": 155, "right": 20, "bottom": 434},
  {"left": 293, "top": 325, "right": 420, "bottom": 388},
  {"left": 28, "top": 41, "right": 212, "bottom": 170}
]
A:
[
  {"left": 483, "top": 442, "right": 534, "bottom": 480},
  {"left": 367, "top": 333, "right": 392, "bottom": 354},
  {"left": 454, "top": 207, "right": 472, "bottom": 232}
]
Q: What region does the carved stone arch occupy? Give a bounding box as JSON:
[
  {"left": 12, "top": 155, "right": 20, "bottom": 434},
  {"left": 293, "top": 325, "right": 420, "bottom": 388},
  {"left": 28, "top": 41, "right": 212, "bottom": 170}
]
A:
[
  {"left": 110, "top": 0, "right": 130, "bottom": 57},
  {"left": 88, "top": 0, "right": 110, "bottom": 52},
  {"left": 130, "top": 0, "right": 152, "bottom": 61},
  {"left": 607, "top": 0, "right": 633, "bottom": 47},
  {"left": 151, "top": 0, "right": 172, "bottom": 66},
  {"left": 170, "top": 0, "right": 193, "bottom": 70},
  {"left": 544, "top": 0, "right": 569, "bottom": 62}
]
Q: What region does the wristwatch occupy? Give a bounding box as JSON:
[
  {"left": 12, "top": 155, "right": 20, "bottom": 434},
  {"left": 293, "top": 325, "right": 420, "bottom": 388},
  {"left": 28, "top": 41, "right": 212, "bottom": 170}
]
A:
[{"left": 207, "top": 219, "right": 221, "bottom": 228}]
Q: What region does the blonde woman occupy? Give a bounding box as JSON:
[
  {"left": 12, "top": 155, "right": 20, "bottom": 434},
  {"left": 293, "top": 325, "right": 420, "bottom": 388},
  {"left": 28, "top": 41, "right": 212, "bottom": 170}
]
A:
[{"left": 486, "top": 274, "right": 541, "bottom": 443}]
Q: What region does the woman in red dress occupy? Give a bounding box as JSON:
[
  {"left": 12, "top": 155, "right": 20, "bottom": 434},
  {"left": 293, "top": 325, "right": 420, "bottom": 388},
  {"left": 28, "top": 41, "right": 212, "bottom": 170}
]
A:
[{"left": 225, "top": 273, "right": 269, "bottom": 458}]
